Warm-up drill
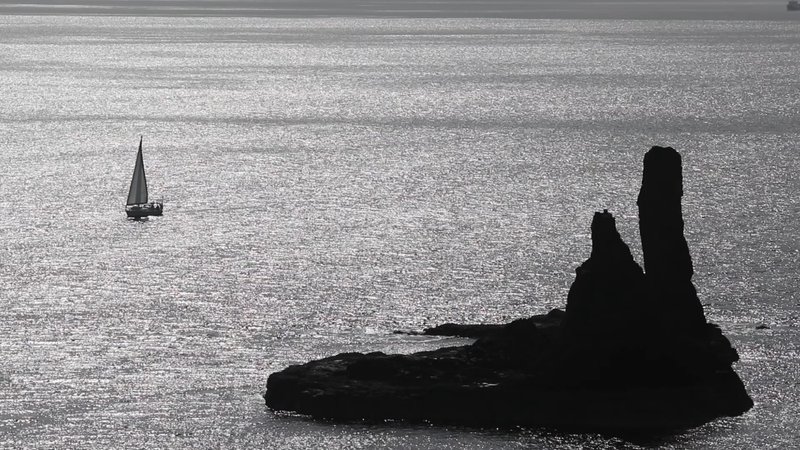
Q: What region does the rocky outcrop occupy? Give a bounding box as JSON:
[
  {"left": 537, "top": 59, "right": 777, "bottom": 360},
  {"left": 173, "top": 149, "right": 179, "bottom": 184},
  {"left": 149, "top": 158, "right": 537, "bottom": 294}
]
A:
[
  {"left": 264, "top": 146, "right": 753, "bottom": 433},
  {"left": 563, "top": 209, "right": 647, "bottom": 339},
  {"left": 638, "top": 146, "right": 707, "bottom": 334}
]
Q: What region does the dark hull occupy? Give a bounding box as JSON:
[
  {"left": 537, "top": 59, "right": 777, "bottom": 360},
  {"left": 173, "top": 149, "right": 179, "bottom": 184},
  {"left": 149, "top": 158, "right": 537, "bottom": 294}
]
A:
[{"left": 126, "top": 202, "right": 163, "bottom": 218}]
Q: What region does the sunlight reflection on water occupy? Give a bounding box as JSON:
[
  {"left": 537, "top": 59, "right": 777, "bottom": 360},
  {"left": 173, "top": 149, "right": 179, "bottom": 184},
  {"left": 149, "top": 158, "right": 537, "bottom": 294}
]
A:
[{"left": 0, "top": 15, "right": 798, "bottom": 449}]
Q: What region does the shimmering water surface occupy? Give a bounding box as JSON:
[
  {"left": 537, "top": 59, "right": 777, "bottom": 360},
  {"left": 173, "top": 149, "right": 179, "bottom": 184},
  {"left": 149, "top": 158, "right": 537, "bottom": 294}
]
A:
[{"left": 0, "top": 15, "right": 798, "bottom": 448}]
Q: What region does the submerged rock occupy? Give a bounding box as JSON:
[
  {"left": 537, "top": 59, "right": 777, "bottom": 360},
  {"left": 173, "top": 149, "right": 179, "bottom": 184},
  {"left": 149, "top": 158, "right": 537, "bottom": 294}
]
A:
[{"left": 264, "top": 146, "right": 753, "bottom": 433}]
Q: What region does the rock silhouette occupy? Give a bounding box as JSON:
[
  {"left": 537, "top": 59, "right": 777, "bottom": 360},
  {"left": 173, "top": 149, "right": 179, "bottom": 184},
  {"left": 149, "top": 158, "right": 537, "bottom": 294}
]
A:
[
  {"left": 563, "top": 209, "right": 646, "bottom": 339},
  {"left": 638, "top": 146, "right": 707, "bottom": 334},
  {"left": 264, "top": 146, "right": 753, "bottom": 432}
]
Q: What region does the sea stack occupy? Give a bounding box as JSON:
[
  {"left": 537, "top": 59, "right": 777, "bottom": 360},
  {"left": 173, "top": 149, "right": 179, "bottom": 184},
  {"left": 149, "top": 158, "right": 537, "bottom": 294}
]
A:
[
  {"left": 264, "top": 146, "right": 753, "bottom": 432},
  {"left": 637, "top": 146, "right": 706, "bottom": 333},
  {"left": 563, "top": 209, "right": 646, "bottom": 338}
]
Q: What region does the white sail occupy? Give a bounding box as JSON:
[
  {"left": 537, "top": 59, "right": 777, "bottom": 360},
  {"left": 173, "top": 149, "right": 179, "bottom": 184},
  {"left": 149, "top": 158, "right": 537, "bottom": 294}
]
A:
[{"left": 126, "top": 137, "right": 148, "bottom": 205}]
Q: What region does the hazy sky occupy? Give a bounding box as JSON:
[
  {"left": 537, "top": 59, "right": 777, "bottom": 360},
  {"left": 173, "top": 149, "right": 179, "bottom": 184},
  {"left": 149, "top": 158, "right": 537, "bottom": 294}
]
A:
[{"left": 0, "top": 0, "right": 796, "bottom": 20}]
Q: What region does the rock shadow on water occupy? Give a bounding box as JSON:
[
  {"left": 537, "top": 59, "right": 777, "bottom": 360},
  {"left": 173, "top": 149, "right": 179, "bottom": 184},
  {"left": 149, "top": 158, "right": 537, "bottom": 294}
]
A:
[{"left": 263, "top": 146, "right": 753, "bottom": 436}]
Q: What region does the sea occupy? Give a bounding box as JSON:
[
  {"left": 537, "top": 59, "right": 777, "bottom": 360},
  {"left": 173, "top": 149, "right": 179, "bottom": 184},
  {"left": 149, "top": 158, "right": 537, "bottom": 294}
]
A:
[{"left": 0, "top": 4, "right": 798, "bottom": 449}]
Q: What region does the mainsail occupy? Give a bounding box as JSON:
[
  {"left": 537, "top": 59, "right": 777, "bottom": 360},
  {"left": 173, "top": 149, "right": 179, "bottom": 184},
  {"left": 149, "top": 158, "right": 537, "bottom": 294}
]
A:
[{"left": 126, "top": 137, "right": 148, "bottom": 205}]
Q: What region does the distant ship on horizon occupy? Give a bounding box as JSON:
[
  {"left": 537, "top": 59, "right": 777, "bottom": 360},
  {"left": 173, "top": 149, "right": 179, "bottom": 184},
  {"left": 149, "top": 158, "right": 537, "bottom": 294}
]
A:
[{"left": 789, "top": 1, "right": 800, "bottom": 11}]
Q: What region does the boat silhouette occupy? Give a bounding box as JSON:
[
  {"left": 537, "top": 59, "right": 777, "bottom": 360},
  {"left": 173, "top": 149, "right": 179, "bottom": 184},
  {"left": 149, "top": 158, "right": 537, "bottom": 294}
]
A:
[{"left": 125, "top": 136, "right": 163, "bottom": 218}]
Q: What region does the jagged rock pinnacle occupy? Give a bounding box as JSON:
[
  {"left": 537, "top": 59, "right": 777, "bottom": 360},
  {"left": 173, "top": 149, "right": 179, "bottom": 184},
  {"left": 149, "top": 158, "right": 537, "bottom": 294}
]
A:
[
  {"left": 638, "top": 146, "right": 706, "bottom": 333},
  {"left": 564, "top": 209, "right": 645, "bottom": 337}
]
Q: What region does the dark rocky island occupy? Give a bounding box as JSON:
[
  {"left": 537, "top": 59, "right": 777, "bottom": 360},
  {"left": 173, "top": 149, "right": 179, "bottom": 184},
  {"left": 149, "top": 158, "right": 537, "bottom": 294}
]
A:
[{"left": 264, "top": 146, "right": 753, "bottom": 432}]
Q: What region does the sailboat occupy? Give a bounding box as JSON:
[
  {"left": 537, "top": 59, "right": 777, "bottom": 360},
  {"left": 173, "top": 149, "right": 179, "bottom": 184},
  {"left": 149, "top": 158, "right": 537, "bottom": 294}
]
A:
[{"left": 125, "top": 136, "right": 163, "bottom": 218}]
